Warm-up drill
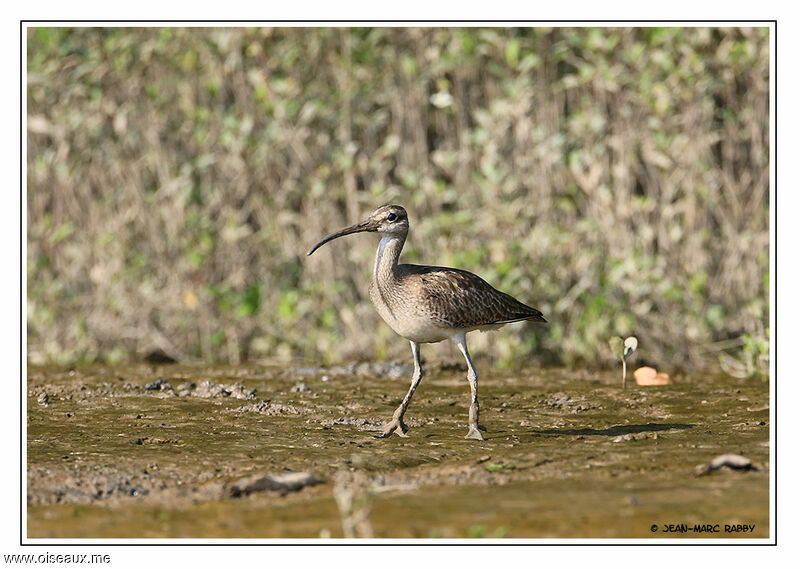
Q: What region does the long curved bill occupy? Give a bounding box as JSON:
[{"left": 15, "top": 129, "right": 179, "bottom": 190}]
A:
[{"left": 306, "top": 219, "right": 376, "bottom": 256}]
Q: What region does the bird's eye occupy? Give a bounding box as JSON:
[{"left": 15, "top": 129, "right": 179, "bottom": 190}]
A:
[{"left": 387, "top": 213, "right": 397, "bottom": 221}]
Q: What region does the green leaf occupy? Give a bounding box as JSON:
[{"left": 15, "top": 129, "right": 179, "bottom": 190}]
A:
[
  {"left": 505, "top": 39, "right": 520, "bottom": 67},
  {"left": 236, "top": 283, "right": 262, "bottom": 317},
  {"left": 51, "top": 222, "right": 74, "bottom": 244},
  {"left": 486, "top": 463, "right": 515, "bottom": 472},
  {"left": 608, "top": 336, "right": 623, "bottom": 358}
]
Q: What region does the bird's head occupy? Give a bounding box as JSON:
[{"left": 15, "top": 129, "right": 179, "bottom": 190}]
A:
[{"left": 306, "top": 205, "right": 408, "bottom": 256}]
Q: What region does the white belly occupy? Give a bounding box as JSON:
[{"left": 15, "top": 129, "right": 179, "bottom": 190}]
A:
[{"left": 369, "top": 282, "right": 451, "bottom": 344}]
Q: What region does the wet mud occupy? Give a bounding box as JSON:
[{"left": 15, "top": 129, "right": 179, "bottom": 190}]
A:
[{"left": 27, "top": 363, "right": 769, "bottom": 538}]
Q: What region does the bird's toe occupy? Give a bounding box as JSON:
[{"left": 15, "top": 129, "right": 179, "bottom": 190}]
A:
[
  {"left": 377, "top": 418, "right": 409, "bottom": 438},
  {"left": 465, "top": 426, "right": 484, "bottom": 440}
]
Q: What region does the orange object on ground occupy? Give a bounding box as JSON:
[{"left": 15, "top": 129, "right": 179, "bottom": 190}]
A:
[{"left": 634, "top": 366, "right": 672, "bottom": 385}]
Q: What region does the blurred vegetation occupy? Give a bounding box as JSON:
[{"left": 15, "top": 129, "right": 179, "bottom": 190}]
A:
[{"left": 26, "top": 27, "right": 769, "bottom": 373}]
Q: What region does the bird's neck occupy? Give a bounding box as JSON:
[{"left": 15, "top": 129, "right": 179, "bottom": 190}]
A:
[{"left": 374, "top": 233, "right": 405, "bottom": 284}]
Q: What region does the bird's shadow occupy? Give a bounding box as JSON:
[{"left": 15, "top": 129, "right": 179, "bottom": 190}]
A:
[{"left": 526, "top": 422, "right": 694, "bottom": 437}]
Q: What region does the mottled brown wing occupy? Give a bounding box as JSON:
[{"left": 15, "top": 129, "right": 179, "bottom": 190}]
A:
[{"left": 403, "top": 265, "right": 545, "bottom": 329}]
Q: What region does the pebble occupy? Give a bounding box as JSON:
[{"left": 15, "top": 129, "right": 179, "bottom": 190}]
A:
[
  {"left": 37, "top": 392, "right": 49, "bottom": 406},
  {"left": 613, "top": 432, "right": 658, "bottom": 443},
  {"left": 144, "top": 378, "right": 170, "bottom": 391},
  {"left": 233, "top": 401, "right": 300, "bottom": 415},
  {"left": 539, "top": 393, "right": 593, "bottom": 413},
  {"left": 709, "top": 454, "right": 754, "bottom": 470},
  {"left": 194, "top": 381, "right": 255, "bottom": 400},
  {"left": 229, "top": 471, "right": 322, "bottom": 498},
  {"left": 291, "top": 382, "right": 311, "bottom": 393},
  {"left": 695, "top": 454, "right": 756, "bottom": 476}
]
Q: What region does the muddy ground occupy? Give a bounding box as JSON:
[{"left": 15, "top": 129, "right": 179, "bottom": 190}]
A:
[{"left": 26, "top": 362, "right": 770, "bottom": 539}]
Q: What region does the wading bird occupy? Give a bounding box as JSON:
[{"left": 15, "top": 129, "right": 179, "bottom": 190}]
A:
[{"left": 307, "top": 205, "right": 546, "bottom": 440}]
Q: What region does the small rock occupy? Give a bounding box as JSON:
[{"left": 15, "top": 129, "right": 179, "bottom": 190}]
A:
[
  {"left": 695, "top": 454, "right": 756, "bottom": 476},
  {"left": 192, "top": 380, "right": 255, "bottom": 400},
  {"left": 291, "top": 382, "right": 310, "bottom": 393},
  {"left": 539, "top": 393, "right": 594, "bottom": 412},
  {"left": 613, "top": 432, "right": 660, "bottom": 443},
  {"left": 320, "top": 416, "right": 373, "bottom": 427},
  {"left": 37, "top": 392, "right": 49, "bottom": 406},
  {"left": 233, "top": 401, "right": 299, "bottom": 415},
  {"left": 227, "top": 384, "right": 257, "bottom": 400},
  {"left": 193, "top": 380, "right": 228, "bottom": 397},
  {"left": 229, "top": 471, "right": 322, "bottom": 497},
  {"left": 144, "top": 378, "right": 170, "bottom": 391},
  {"left": 143, "top": 349, "right": 178, "bottom": 364},
  {"left": 133, "top": 436, "right": 180, "bottom": 446}
]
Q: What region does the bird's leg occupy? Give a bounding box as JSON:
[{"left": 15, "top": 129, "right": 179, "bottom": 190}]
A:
[
  {"left": 378, "top": 341, "right": 423, "bottom": 438},
  {"left": 455, "top": 333, "right": 485, "bottom": 440}
]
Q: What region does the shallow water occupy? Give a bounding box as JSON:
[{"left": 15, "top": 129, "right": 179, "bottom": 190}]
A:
[{"left": 26, "top": 364, "right": 770, "bottom": 538}]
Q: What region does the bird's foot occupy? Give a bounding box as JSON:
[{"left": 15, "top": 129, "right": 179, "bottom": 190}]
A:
[
  {"left": 376, "top": 418, "right": 409, "bottom": 438},
  {"left": 465, "top": 425, "right": 484, "bottom": 440}
]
